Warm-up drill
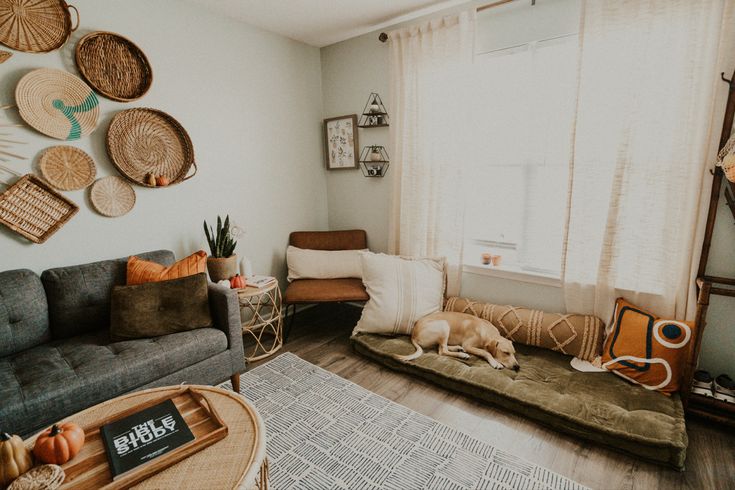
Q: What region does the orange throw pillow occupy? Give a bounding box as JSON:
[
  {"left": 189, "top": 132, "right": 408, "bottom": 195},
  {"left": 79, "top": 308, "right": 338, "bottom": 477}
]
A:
[
  {"left": 127, "top": 251, "right": 208, "bottom": 285},
  {"left": 601, "top": 298, "right": 695, "bottom": 394}
]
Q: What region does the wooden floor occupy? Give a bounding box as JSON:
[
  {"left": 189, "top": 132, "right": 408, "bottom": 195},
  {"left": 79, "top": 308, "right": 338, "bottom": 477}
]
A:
[{"left": 251, "top": 304, "right": 735, "bottom": 490}]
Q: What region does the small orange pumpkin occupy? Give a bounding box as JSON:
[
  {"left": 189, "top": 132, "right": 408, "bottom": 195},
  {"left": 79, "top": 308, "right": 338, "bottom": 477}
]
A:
[
  {"left": 155, "top": 175, "right": 170, "bottom": 187},
  {"left": 33, "top": 423, "right": 85, "bottom": 465},
  {"left": 230, "top": 274, "right": 245, "bottom": 289}
]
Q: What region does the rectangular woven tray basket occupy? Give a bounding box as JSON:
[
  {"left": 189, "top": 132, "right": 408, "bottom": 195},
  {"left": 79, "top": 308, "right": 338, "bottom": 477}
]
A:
[{"left": 0, "top": 174, "right": 78, "bottom": 243}]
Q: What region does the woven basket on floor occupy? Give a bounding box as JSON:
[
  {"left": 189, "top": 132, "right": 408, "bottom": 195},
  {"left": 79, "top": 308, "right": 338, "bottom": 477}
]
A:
[
  {"left": 39, "top": 145, "right": 96, "bottom": 191},
  {"left": 0, "top": 50, "right": 11, "bottom": 63},
  {"left": 0, "top": 0, "right": 79, "bottom": 53},
  {"left": 90, "top": 175, "right": 135, "bottom": 217},
  {"left": 0, "top": 167, "right": 78, "bottom": 244},
  {"left": 15, "top": 68, "right": 99, "bottom": 141},
  {"left": 106, "top": 108, "right": 196, "bottom": 187},
  {"left": 75, "top": 31, "right": 153, "bottom": 102}
]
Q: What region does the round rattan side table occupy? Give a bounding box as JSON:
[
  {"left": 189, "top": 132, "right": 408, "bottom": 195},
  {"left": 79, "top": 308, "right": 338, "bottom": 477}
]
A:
[{"left": 237, "top": 281, "right": 283, "bottom": 362}]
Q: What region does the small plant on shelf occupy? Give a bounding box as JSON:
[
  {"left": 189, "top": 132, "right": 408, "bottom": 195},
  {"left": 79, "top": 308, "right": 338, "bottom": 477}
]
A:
[{"left": 203, "top": 215, "right": 239, "bottom": 282}]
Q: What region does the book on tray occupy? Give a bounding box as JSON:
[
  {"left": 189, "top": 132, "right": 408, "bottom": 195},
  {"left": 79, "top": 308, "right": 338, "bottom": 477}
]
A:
[
  {"left": 247, "top": 275, "right": 276, "bottom": 288},
  {"left": 100, "top": 399, "right": 194, "bottom": 479}
]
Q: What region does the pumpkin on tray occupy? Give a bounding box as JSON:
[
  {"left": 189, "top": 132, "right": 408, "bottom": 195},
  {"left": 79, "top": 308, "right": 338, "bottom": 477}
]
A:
[
  {"left": 33, "top": 423, "right": 85, "bottom": 465},
  {"left": 0, "top": 432, "right": 34, "bottom": 487}
]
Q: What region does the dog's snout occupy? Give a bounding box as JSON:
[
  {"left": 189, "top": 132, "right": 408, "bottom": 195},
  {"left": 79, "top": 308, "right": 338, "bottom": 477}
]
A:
[{"left": 512, "top": 365, "right": 520, "bottom": 372}]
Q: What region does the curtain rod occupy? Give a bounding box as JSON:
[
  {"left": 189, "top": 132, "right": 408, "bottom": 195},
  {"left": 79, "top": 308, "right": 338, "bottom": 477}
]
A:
[{"left": 379, "top": 0, "right": 534, "bottom": 42}]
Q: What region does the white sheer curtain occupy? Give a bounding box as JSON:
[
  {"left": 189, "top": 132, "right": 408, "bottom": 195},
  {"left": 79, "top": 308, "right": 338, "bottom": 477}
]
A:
[
  {"left": 562, "top": 0, "right": 735, "bottom": 322},
  {"left": 387, "top": 10, "right": 475, "bottom": 296}
]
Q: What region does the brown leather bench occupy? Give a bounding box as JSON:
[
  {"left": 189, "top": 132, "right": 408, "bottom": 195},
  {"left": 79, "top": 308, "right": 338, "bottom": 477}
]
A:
[{"left": 284, "top": 230, "right": 369, "bottom": 340}]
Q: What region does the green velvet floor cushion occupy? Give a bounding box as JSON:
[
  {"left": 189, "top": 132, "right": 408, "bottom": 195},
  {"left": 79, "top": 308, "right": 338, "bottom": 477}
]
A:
[{"left": 351, "top": 333, "right": 688, "bottom": 470}]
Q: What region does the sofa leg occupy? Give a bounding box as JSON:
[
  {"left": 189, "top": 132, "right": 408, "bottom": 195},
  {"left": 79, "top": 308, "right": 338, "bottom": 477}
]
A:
[{"left": 231, "top": 373, "right": 241, "bottom": 393}]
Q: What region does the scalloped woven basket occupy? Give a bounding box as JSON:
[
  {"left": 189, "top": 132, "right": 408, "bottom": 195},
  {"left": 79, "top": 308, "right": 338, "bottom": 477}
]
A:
[
  {"left": 90, "top": 176, "right": 135, "bottom": 217},
  {"left": 15, "top": 68, "right": 99, "bottom": 141},
  {"left": 75, "top": 31, "right": 153, "bottom": 102},
  {"left": 0, "top": 0, "right": 78, "bottom": 53},
  {"left": 39, "top": 145, "right": 96, "bottom": 191},
  {"left": 106, "top": 108, "right": 196, "bottom": 187}
]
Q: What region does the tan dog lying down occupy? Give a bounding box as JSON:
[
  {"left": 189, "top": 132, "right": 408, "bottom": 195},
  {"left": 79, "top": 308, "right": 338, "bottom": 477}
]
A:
[{"left": 395, "top": 311, "right": 520, "bottom": 371}]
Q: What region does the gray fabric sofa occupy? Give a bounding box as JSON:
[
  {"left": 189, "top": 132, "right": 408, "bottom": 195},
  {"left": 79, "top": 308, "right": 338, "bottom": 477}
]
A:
[{"left": 0, "top": 250, "right": 246, "bottom": 437}]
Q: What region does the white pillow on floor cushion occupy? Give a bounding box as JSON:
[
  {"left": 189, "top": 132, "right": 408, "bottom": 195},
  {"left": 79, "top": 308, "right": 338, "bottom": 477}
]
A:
[
  {"left": 287, "top": 246, "right": 367, "bottom": 282},
  {"left": 353, "top": 252, "right": 446, "bottom": 335}
]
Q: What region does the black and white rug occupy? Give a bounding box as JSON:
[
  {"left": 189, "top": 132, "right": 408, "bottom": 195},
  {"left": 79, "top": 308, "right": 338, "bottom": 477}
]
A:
[{"left": 229, "top": 352, "right": 587, "bottom": 490}]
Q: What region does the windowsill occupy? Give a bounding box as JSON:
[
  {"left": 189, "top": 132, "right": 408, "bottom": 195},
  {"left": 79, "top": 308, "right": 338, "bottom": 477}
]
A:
[{"left": 462, "top": 263, "right": 561, "bottom": 288}]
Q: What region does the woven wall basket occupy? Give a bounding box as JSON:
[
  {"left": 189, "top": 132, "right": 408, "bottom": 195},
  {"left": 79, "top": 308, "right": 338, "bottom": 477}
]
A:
[
  {"left": 16, "top": 68, "right": 99, "bottom": 141},
  {"left": 106, "top": 108, "right": 196, "bottom": 187},
  {"left": 90, "top": 176, "right": 135, "bottom": 217},
  {"left": 0, "top": 0, "right": 79, "bottom": 53},
  {"left": 75, "top": 31, "right": 153, "bottom": 102},
  {"left": 0, "top": 50, "right": 11, "bottom": 63},
  {"left": 39, "top": 145, "right": 96, "bottom": 191},
  {"left": 0, "top": 170, "right": 78, "bottom": 244}
]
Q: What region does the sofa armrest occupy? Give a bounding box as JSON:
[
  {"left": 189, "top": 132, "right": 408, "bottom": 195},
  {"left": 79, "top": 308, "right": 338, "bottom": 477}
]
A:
[{"left": 208, "top": 283, "right": 247, "bottom": 375}]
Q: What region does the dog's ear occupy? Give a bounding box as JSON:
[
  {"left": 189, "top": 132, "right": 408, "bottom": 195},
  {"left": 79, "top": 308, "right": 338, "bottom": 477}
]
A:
[{"left": 485, "top": 338, "right": 498, "bottom": 354}]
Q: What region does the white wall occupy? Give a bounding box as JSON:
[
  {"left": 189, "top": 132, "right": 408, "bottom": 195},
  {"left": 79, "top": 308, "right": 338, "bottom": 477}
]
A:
[
  {"left": 320, "top": 0, "right": 734, "bottom": 374},
  {"left": 0, "top": 0, "right": 328, "bottom": 282}
]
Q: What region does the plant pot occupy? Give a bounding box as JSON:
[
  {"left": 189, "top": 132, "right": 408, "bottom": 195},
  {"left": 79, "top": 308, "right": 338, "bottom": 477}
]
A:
[{"left": 207, "top": 255, "right": 238, "bottom": 282}]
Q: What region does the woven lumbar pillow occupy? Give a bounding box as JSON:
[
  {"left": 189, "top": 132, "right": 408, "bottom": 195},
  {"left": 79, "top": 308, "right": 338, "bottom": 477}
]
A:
[
  {"left": 286, "top": 246, "right": 367, "bottom": 282},
  {"left": 127, "top": 250, "right": 207, "bottom": 285},
  {"left": 444, "top": 297, "right": 605, "bottom": 362},
  {"left": 353, "top": 252, "right": 445, "bottom": 335},
  {"left": 601, "top": 298, "right": 694, "bottom": 394}
]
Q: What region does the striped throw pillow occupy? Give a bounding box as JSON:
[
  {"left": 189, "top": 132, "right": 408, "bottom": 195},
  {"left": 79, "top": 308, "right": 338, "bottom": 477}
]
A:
[
  {"left": 127, "top": 250, "right": 207, "bottom": 285},
  {"left": 353, "top": 252, "right": 445, "bottom": 335}
]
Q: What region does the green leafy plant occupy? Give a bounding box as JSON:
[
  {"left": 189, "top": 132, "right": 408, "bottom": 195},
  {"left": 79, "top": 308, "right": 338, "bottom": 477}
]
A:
[{"left": 203, "top": 215, "right": 237, "bottom": 258}]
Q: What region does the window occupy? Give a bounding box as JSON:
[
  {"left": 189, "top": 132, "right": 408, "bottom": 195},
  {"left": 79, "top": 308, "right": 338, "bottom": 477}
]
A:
[{"left": 464, "top": 22, "right": 579, "bottom": 278}]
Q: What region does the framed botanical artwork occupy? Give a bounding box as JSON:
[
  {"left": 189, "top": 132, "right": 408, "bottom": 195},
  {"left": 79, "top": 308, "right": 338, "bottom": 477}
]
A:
[{"left": 323, "top": 114, "right": 358, "bottom": 170}]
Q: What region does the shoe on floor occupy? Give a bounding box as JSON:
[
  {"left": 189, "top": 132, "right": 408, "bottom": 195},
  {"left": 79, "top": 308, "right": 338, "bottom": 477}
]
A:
[
  {"left": 714, "top": 374, "right": 735, "bottom": 403},
  {"left": 691, "top": 370, "right": 715, "bottom": 398}
]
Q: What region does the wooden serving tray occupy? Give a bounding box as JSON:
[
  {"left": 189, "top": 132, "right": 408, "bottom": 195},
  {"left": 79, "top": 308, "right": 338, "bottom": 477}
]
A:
[{"left": 59, "top": 387, "right": 228, "bottom": 489}]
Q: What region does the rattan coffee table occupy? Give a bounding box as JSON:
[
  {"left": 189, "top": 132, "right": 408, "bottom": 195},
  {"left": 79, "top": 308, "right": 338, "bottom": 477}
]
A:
[{"left": 25, "top": 386, "right": 268, "bottom": 489}]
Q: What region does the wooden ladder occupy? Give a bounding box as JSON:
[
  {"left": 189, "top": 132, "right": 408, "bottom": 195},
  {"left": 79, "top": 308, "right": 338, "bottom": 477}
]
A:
[{"left": 682, "top": 68, "right": 735, "bottom": 427}]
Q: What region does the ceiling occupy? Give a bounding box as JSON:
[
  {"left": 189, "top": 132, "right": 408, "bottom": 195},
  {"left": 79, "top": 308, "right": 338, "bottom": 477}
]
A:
[{"left": 187, "top": 0, "right": 469, "bottom": 47}]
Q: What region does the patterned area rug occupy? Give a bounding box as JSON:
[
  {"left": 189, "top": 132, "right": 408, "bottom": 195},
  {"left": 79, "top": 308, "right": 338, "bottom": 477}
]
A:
[{"left": 231, "top": 352, "right": 588, "bottom": 490}]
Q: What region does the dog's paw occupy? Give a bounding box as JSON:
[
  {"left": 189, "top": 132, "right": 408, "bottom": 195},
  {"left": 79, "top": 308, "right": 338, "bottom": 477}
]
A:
[
  {"left": 459, "top": 352, "right": 471, "bottom": 360},
  {"left": 489, "top": 361, "right": 503, "bottom": 369}
]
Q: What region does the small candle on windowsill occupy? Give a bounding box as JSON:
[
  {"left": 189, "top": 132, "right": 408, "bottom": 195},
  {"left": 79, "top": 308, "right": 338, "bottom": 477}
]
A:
[{"left": 481, "top": 253, "right": 492, "bottom": 265}]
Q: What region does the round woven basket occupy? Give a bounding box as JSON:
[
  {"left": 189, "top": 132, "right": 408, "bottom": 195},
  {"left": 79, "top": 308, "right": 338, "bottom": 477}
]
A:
[
  {"left": 90, "top": 176, "right": 136, "bottom": 217},
  {"left": 7, "top": 464, "right": 64, "bottom": 490},
  {"left": 0, "top": 0, "right": 78, "bottom": 53},
  {"left": 75, "top": 31, "right": 153, "bottom": 102},
  {"left": 106, "top": 108, "right": 196, "bottom": 187},
  {"left": 15, "top": 68, "right": 99, "bottom": 141},
  {"left": 40, "top": 145, "right": 96, "bottom": 191}
]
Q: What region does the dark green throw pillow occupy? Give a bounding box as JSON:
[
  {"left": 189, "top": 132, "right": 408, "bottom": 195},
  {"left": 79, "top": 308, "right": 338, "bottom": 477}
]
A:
[{"left": 110, "top": 273, "right": 213, "bottom": 341}]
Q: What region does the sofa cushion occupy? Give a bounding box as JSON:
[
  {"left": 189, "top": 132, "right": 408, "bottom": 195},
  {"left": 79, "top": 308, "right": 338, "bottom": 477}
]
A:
[
  {"left": 0, "top": 327, "right": 227, "bottom": 436},
  {"left": 351, "top": 332, "right": 688, "bottom": 469},
  {"left": 41, "top": 250, "right": 175, "bottom": 339},
  {"left": 127, "top": 250, "right": 207, "bottom": 285},
  {"left": 110, "top": 273, "right": 213, "bottom": 341},
  {"left": 284, "top": 278, "right": 369, "bottom": 303},
  {"left": 0, "top": 269, "right": 50, "bottom": 357}
]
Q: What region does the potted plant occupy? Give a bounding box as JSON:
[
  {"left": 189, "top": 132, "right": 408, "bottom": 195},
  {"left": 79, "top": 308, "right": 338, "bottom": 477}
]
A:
[{"left": 204, "top": 215, "right": 239, "bottom": 282}]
